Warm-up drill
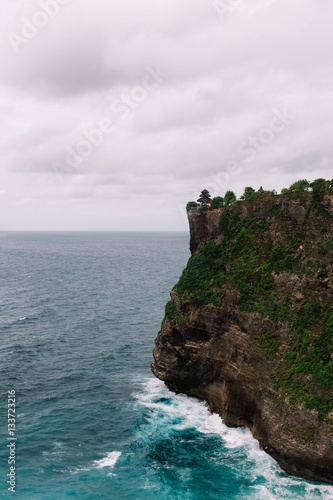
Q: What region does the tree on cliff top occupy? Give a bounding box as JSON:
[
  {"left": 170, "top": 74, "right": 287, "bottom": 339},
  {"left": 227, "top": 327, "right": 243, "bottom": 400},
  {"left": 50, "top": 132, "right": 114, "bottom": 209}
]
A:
[
  {"left": 186, "top": 201, "right": 199, "bottom": 213},
  {"left": 240, "top": 186, "right": 255, "bottom": 200},
  {"left": 224, "top": 190, "right": 236, "bottom": 206},
  {"left": 211, "top": 196, "right": 224, "bottom": 209}
]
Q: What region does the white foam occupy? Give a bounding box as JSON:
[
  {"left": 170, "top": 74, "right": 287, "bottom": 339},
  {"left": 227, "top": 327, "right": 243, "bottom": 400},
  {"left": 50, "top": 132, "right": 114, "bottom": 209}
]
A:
[
  {"left": 93, "top": 451, "right": 122, "bottom": 469},
  {"left": 43, "top": 441, "right": 66, "bottom": 457},
  {"left": 133, "top": 377, "right": 333, "bottom": 499},
  {"left": 70, "top": 466, "right": 92, "bottom": 474},
  {"left": 133, "top": 377, "right": 242, "bottom": 441},
  {"left": 133, "top": 377, "right": 257, "bottom": 454},
  {"left": 70, "top": 451, "right": 122, "bottom": 475}
]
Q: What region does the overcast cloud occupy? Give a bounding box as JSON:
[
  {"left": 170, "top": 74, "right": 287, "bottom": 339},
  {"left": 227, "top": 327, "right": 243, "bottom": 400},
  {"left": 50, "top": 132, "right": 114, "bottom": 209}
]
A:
[{"left": 0, "top": 0, "right": 332, "bottom": 231}]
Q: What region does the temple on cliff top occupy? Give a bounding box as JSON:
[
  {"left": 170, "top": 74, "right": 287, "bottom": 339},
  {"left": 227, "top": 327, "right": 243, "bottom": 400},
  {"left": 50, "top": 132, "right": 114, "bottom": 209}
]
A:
[{"left": 197, "top": 189, "right": 212, "bottom": 206}]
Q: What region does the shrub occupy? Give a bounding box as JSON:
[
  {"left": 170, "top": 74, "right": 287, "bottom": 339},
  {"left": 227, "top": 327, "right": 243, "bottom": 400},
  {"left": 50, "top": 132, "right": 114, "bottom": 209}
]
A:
[
  {"left": 165, "top": 300, "right": 177, "bottom": 320},
  {"left": 176, "top": 254, "right": 220, "bottom": 297},
  {"left": 317, "top": 240, "right": 332, "bottom": 257},
  {"left": 186, "top": 201, "right": 199, "bottom": 213},
  {"left": 203, "top": 241, "right": 223, "bottom": 259},
  {"left": 240, "top": 186, "right": 256, "bottom": 200},
  {"left": 219, "top": 207, "right": 242, "bottom": 237},
  {"left": 211, "top": 196, "right": 224, "bottom": 209},
  {"left": 289, "top": 179, "right": 310, "bottom": 192},
  {"left": 268, "top": 202, "right": 282, "bottom": 216},
  {"left": 164, "top": 299, "right": 188, "bottom": 326},
  {"left": 310, "top": 178, "right": 329, "bottom": 207},
  {"left": 224, "top": 190, "right": 237, "bottom": 206},
  {"left": 199, "top": 204, "right": 208, "bottom": 212},
  {"left": 194, "top": 290, "right": 220, "bottom": 307}
]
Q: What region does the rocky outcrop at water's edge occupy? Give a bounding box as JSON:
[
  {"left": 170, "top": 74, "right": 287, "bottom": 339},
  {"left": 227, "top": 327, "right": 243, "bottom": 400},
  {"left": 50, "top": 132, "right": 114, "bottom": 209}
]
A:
[{"left": 152, "top": 188, "right": 333, "bottom": 484}]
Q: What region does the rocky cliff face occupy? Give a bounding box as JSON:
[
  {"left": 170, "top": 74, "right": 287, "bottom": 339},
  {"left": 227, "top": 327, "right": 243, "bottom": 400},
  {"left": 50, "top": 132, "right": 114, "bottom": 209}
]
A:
[{"left": 152, "top": 187, "right": 333, "bottom": 484}]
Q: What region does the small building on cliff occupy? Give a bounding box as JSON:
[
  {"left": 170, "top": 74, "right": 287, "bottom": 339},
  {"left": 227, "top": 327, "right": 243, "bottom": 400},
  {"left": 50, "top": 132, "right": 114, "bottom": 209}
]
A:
[{"left": 197, "top": 189, "right": 212, "bottom": 207}]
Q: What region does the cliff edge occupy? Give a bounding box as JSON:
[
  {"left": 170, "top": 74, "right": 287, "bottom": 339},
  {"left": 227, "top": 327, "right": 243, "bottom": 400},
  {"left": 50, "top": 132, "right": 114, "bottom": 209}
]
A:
[{"left": 152, "top": 182, "right": 333, "bottom": 484}]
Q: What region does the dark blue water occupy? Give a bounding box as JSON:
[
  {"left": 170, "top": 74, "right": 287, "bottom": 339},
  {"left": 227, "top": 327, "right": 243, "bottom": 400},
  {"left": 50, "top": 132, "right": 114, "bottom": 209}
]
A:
[{"left": 0, "top": 232, "right": 332, "bottom": 499}]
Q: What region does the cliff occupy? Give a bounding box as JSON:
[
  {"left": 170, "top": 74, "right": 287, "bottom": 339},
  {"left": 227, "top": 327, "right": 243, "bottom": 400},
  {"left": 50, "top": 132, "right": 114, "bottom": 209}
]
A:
[{"left": 152, "top": 183, "right": 333, "bottom": 484}]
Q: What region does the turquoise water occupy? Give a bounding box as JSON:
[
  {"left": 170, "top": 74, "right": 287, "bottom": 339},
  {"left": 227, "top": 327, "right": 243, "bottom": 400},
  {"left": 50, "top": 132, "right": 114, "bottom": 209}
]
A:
[{"left": 0, "top": 232, "right": 332, "bottom": 499}]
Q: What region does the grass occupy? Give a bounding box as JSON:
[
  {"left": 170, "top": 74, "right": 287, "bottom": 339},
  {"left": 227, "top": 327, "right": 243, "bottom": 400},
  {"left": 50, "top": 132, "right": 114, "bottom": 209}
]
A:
[{"left": 164, "top": 299, "right": 188, "bottom": 326}]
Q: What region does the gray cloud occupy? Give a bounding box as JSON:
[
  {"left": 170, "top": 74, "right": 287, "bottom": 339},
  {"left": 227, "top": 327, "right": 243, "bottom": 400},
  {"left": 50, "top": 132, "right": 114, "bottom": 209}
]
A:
[{"left": 0, "top": 0, "right": 333, "bottom": 230}]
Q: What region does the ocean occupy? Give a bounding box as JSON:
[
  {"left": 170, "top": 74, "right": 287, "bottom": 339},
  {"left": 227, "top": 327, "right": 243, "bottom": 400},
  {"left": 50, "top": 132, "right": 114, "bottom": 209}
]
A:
[{"left": 0, "top": 231, "right": 333, "bottom": 499}]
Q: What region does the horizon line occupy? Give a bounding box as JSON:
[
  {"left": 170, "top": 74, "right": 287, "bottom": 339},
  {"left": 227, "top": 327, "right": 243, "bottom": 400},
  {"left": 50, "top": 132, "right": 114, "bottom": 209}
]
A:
[{"left": 0, "top": 229, "right": 188, "bottom": 233}]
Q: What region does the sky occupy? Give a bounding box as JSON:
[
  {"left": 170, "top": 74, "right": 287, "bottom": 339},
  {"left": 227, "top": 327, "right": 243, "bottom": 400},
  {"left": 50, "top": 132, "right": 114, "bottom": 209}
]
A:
[{"left": 0, "top": 0, "right": 333, "bottom": 231}]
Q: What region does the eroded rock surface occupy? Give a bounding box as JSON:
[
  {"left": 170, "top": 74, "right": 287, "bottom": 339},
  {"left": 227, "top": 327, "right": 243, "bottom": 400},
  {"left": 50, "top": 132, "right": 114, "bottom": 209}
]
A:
[{"left": 152, "top": 191, "right": 333, "bottom": 484}]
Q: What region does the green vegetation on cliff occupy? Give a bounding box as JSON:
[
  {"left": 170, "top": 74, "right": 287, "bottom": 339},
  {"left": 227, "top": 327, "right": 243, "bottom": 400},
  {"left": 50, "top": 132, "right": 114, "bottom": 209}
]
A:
[{"left": 170, "top": 179, "right": 333, "bottom": 419}]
